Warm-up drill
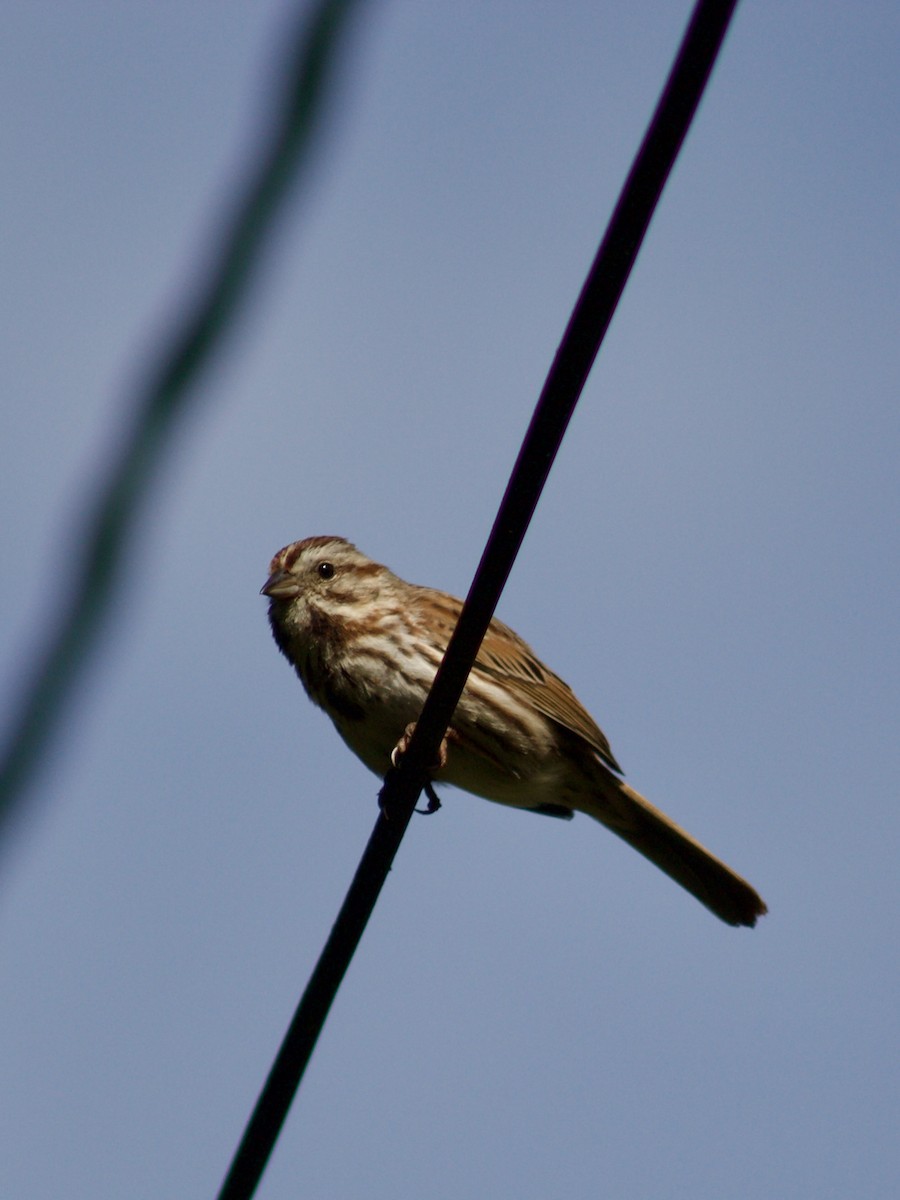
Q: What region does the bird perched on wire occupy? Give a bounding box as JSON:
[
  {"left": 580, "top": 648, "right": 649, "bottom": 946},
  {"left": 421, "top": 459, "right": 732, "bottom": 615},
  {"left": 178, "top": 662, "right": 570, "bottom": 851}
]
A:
[{"left": 262, "top": 536, "right": 766, "bottom": 928}]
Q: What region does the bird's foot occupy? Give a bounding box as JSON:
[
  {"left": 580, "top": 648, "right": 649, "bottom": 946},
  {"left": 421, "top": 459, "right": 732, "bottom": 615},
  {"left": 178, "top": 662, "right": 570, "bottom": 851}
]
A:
[
  {"left": 416, "top": 782, "right": 442, "bottom": 815},
  {"left": 390, "top": 722, "right": 450, "bottom": 773},
  {"left": 384, "top": 723, "right": 449, "bottom": 817}
]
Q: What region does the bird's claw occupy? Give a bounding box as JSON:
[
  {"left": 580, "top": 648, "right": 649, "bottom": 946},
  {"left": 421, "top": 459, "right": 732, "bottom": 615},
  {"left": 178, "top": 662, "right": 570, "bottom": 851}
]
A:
[
  {"left": 390, "top": 722, "right": 449, "bottom": 773},
  {"left": 386, "top": 723, "right": 448, "bottom": 817},
  {"left": 416, "top": 782, "right": 442, "bottom": 815},
  {"left": 377, "top": 776, "right": 441, "bottom": 820}
]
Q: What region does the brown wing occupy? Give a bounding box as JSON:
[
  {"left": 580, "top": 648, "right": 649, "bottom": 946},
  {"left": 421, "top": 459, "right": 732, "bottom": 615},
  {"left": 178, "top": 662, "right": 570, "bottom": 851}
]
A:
[{"left": 474, "top": 617, "right": 623, "bottom": 774}]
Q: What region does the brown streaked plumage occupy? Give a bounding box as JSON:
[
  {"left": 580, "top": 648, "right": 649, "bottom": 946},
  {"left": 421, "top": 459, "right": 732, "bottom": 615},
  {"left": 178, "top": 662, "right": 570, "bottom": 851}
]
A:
[{"left": 262, "top": 536, "right": 767, "bottom": 928}]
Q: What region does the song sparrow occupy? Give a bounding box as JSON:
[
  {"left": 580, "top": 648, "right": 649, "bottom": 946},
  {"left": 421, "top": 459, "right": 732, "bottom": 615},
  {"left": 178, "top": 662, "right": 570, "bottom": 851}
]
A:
[{"left": 262, "top": 536, "right": 766, "bottom": 927}]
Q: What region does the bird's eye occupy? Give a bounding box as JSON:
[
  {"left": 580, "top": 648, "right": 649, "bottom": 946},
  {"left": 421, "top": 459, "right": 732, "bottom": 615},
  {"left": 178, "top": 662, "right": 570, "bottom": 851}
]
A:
[{"left": 317, "top": 561, "right": 335, "bottom": 580}]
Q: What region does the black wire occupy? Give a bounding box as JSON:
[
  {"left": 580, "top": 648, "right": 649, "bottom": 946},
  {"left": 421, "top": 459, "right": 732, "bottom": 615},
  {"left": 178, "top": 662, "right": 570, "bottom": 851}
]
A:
[
  {"left": 0, "top": 0, "right": 367, "bottom": 849},
  {"left": 216, "top": 2, "right": 740, "bottom": 1196}
]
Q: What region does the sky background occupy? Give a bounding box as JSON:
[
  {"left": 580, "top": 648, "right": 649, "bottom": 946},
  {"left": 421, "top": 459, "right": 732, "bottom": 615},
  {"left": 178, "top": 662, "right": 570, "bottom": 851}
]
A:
[{"left": 2, "top": 2, "right": 898, "bottom": 1197}]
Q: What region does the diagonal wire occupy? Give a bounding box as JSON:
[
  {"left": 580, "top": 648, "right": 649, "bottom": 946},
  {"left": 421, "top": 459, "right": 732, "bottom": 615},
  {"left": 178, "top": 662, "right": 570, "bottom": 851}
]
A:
[
  {"left": 217, "top": 2, "right": 740, "bottom": 1197},
  {"left": 0, "top": 0, "right": 368, "bottom": 848}
]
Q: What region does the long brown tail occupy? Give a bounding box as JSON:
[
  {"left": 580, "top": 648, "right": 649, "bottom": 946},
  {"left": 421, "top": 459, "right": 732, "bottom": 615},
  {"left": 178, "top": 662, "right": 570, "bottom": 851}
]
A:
[{"left": 582, "top": 773, "right": 767, "bottom": 927}]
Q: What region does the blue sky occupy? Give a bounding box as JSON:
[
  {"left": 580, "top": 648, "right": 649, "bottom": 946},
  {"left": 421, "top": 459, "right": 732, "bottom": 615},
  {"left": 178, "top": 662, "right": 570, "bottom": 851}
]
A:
[{"left": 2, "top": 3, "right": 897, "bottom": 1197}]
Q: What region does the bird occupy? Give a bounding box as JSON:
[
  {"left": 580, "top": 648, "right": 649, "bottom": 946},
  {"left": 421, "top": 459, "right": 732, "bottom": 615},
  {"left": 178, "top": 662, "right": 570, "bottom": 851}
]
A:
[{"left": 262, "top": 536, "right": 766, "bottom": 927}]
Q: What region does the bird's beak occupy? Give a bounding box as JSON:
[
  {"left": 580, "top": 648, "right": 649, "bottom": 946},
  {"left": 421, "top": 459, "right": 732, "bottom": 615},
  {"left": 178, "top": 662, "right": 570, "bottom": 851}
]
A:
[{"left": 260, "top": 569, "right": 299, "bottom": 599}]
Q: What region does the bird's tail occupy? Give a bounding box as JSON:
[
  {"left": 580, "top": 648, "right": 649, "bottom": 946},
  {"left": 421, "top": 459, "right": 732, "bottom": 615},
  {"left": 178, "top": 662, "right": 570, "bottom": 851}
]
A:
[{"left": 583, "top": 771, "right": 767, "bottom": 927}]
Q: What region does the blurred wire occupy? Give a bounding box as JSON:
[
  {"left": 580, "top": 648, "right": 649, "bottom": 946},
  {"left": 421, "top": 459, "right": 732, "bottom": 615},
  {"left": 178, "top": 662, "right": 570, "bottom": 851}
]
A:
[
  {"left": 217, "top": 2, "right": 740, "bottom": 1197},
  {"left": 0, "top": 0, "right": 367, "bottom": 848}
]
